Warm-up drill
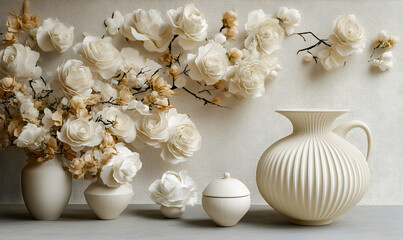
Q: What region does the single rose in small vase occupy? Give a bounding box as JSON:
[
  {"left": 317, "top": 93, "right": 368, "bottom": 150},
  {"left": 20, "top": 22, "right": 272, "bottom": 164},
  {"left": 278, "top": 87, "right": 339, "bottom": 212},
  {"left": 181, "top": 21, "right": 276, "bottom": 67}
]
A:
[{"left": 149, "top": 170, "right": 197, "bottom": 218}]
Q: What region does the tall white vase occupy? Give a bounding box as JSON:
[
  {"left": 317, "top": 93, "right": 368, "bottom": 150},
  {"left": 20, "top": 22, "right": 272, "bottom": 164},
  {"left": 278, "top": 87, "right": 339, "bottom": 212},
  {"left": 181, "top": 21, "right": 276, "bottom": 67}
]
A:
[
  {"left": 257, "top": 109, "right": 372, "bottom": 225},
  {"left": 21, "top": 155, "right": 72, "bottom": 220},
  {"left": 84, "top": 180, "right": 133, "bottom": 220}
]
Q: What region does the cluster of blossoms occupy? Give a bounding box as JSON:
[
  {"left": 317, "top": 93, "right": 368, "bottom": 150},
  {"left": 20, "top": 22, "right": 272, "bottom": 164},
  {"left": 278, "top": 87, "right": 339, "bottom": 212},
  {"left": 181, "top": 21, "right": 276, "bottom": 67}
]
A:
[
  {"left": 370, "top": 31, "right": 398, "bottom": 71},
  {"left": 149, "top": 170, "right": 197, "bottom": 208},
  {"left": 299, "top": 15, "right": 366, "bottom": 71},
  {"left": 0, "top": 1, "right": 202, "bottom": 189},
  {"left": 104, "top": 4, "right": 300, "bottom": 104}
]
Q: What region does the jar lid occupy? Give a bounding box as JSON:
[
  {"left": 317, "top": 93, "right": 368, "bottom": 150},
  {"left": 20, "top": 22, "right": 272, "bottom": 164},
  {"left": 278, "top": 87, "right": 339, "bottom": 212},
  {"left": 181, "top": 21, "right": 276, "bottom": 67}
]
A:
[{"left": 202, "top": 172, "right": 250, "bottom": 198}]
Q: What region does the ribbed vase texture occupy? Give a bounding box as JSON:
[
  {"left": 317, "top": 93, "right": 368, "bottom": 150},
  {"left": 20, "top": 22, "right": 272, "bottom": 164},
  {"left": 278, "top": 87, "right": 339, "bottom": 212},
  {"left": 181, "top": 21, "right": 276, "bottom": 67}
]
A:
[{"left": 257, "top": 110, "right": 370, "bottom": 225}]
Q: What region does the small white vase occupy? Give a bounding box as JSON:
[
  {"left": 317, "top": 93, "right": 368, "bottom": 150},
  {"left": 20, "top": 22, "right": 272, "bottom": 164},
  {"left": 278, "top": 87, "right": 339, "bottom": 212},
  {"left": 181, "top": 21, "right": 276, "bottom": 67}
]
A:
[
  {"left": 160, "top": 205, "right": 185, "bottom": 218},
  {"left": 84, "top": 180, "right": 133, "bottom": 220},
  {"left": 21, "top": 155, "right": 72, "bottom": 220},
  {"left": 257, "top": 109, "right": 372, "bottom": 225}
]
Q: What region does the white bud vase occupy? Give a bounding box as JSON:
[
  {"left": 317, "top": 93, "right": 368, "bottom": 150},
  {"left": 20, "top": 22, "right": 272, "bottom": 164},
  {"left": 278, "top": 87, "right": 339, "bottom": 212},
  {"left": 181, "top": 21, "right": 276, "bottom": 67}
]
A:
[
  {"left": 84, "top": 179, "right": 133, "bottom": 220},
  {"left": 21, "top": 155, "right": 72, "bottom": 220},
  {"left": 257, "top": 109, "right": 372, "bottom": 225},
  {"left": 160, "top": 205, "right": 185, "bottom": 218}
]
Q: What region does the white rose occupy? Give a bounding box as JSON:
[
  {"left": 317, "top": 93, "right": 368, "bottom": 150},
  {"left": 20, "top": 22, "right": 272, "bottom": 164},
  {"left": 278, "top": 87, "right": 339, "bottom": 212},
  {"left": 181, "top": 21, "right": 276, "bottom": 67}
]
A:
[
  {"left": 276, "top": 7, "right": 301, "bottom": 35},
  {"left": 136, "top": 111, "right": 170, "bottom": 148},
  {"left": 161, "top": 109, "right": 201, "bottom": 164},
  {"left": 101, "top": 106, "right": 136, "bottom": 143},
  {"left": 372, "top": 51, "right": 393, "bottom": 71},
  {"left": 330, "top": 15, "right": 365, "bottom": 57},
  {"left": 0, "top": 43, "right": 42, "bottom": 80},
  {"left": 245, "top": 10, "right": 284, "bottom": 54},
  {"left": 14, "top": 123, "right": 46, "bottom": 150},
  {"left": 57, "top": 59, "right": 93, "bottom": 97},
  {"left": 121, "top": 9, "right": 172, "bottom": 52},
  {"left": 187, "top": 42, "right": 229, "bottom": 85},
  {"left": 57, "top": 117, "right": 103, "bottom": 152},
  {"left": 149, "top": 170, "right": 197, "bottom": 208},
  {"left": 227, "top": 54, "right": 279, "bottom": 98},
  {"left": 100, "top": 143, "right": 142, "bottom": 187},
  {"left": 105, "top": 11, "right": 124, "bottom": 36},
  {"left": 74, "top": 35, "right": 121, "bottom": 79},
  {"left": 167, "top": 3, "right": 208, "bottom": 50},
  {"left": 318, "top": 47, "right": 347, "bottom": 71},
  {"left": 36, "top": 18, "right": 74, "bottom": 53}
]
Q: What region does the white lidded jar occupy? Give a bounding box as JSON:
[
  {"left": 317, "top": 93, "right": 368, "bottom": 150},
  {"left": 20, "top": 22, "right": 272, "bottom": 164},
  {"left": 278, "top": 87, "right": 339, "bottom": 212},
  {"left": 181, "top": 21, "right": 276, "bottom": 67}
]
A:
[{"left": 202, "top": 172, "right": 251, "bottom": 227}]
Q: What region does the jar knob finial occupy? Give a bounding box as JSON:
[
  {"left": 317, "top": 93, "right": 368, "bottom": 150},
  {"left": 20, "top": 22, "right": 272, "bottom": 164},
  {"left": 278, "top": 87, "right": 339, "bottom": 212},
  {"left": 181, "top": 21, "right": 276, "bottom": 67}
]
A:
[{"left": 224, "top": 172, "right": 231, "bottom": 179}]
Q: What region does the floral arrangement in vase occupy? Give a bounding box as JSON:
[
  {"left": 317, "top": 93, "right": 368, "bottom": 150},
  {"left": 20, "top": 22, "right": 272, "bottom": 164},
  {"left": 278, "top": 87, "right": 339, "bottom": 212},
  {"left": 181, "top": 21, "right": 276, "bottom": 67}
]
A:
[{"left": 149, "top": 170, "right": 197, "bottom": 218}]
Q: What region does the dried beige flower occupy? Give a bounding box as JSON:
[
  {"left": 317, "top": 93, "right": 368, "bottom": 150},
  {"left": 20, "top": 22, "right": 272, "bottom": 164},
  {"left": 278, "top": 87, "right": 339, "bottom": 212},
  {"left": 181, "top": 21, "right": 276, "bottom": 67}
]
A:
[
  {"left": 6, "top": 15, "right": 22, "bottom": 33},
  {"left": 211, "top": 97, "right": 223, "bottom": 105},
  {"left": 7, "top": 117, "right": 24, "bottom": 138},
  {"left": 168, "top": 65, "right": 179, "bottom": 78},
  {"left": 0, "top": 76, "right": 16, "bottom": 92},
  {"left": 70, "top": 95, "right": 87, "bottom": 110},
  {"left": 20, "top": 13, "right": 40, "bottom": 31},
  {"left": 62, "top": 143, "right": 76, "bottom": 161},
  {"left": 225, "top": 27, "right": 239, "bottom": 39},
  {"left": 159, "top": 53, "right": 173, "bottom": 63},
  {"left": 213, "top": 80, "right": 224, "bottom": 89},
  {"left": 52, "top": 108, "right": 64, "bottom": 127},
  {"left": 118, "top": 86, "right": 133, "bottom": 105},
  {"left": 69, "top": 157, "right": 85, "bottom": 178},
  {"left": 143, "top": 90, "right": 173, "bottom": 111},
  {"left": 100, "top": 132, "right": 116, "bottom": 149},
  {"left": 76, "top": 108, "right": 89, "bottom": 118},
  {"left": 374, "top": 31, "right": 398, "bottom": 49},
  {"left": 222, "top": 9, "right": 238, "bottom": 28},
  {"left": 227, "top": 48, "right": 243, "bottom": 62},
  {"left": 85, "top": 94, "right": 102, "bottom": 106},
  {"left": 150, "top": 75, "right": 176, "bottom": 97},
  {"left": 2, "top": 32, "right": 19, "bottom": 46}
]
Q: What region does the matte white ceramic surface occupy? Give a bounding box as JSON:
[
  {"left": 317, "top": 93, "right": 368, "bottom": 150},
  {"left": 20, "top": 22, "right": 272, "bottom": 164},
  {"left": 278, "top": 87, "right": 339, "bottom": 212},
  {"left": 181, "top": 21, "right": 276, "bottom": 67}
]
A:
[
  {"left": 21, "top": 155, "right": 72, "bottom": 220},
  {"left": 257, "top": 109, "right": 372, "bottom": 225},
  {"left": 160, "top": 205, "right": 185, "bottom": 218},
  {"left": 202, "top": 196, "right": 251, "bottom": 227},
  {"left": 84, "top": 180, "right": 133, "bottom": 220},
  {"left": 202, "top": 173, "right": 251, "bottom": 226}
]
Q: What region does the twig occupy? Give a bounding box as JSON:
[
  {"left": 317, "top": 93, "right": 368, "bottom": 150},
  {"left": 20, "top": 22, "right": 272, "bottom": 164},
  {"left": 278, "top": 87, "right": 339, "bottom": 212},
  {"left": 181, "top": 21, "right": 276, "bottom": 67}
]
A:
[
  {"left": 219, "top": 25, "right": 226, "bottom": 32},
  {"left": 168, "top": 35, "right": 179, "bottom": 54},
  {"left": 182, "top": 87, "right": 228, "bottom": 108},
  {"left": 29, "top": 79, "right": 36, "bottom": 98},
  {"left": 40, "top": 76, "right": 46, "bottom": 86},
  {"left": 294, "top": 31, "right": 331, "bottom": 55},
  {"left": 307, "top": 51, "right": 318, "bottom": 64},
  {"left": 95, "top": 116, "right": 114, "bottom": 126},
  {"left": 100, "top": 97, "right": 120, "bottom": 106},
  {"left": 36, "top": 89, "right": 53, "bottom": 100},
  {"left": 132, "top": 85, "right": 151, "bottom": 95},
  {"left": 370, "top": 42, "right": 382, "bottom": 59}
]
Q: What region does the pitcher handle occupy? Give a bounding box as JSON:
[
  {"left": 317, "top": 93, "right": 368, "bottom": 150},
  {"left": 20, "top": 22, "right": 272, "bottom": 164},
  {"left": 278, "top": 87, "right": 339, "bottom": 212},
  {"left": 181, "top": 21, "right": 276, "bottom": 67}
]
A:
[{"left": 333, "top": 120, "right": 372, "bottom": 162}]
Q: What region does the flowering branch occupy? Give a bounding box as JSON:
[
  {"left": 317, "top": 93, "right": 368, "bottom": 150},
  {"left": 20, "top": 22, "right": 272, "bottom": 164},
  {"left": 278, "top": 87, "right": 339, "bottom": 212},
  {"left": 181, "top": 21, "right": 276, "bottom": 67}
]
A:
[
  {"left": 182, "top": 87, "right": 228, "bottom": 108},
  {"left": 294, "top": 31, "right": 330, "bottom": 55},
  {"left": 100, "top": 97, "right": 121, "bottom": 106}
]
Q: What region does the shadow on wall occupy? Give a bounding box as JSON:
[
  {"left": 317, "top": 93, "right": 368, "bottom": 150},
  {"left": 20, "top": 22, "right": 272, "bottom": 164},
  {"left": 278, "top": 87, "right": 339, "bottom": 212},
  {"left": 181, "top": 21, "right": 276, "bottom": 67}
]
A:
[{"left": 0, "top": 149, "right": 26, "bottom": 203}]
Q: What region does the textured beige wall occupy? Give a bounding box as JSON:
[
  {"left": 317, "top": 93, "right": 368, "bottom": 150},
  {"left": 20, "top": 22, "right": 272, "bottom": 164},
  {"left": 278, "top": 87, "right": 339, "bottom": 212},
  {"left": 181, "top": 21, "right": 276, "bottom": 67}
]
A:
[{"left": 0, "top": 0, "right": 402, "bottom": 205}]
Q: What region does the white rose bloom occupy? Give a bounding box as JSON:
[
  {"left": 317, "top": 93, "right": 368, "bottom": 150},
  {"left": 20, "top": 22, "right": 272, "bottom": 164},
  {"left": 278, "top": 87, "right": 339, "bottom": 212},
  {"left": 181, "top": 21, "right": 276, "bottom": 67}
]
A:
[
  {"left": 149, "top": 170, "right": 197, "bottom": 208},
  {"left": 330, "top": 15, "right": 365, "bottom": 57},
  {"left": 276, "top": 7, "right": 301, "bottom": 35},
  {"left": 0, "top": 43, "right": 42, "bottom": 80},
  {"left": 136, "top": 111, "right": 170, "bottom": 148},
  {"left": 14, "top": 123, "right": 46, "bottom": 150},
  {"left": 105, "top": 11, "right": 124, "bottom": 36},
  {"left": 74, "top": 35, "right": 121, "bottom": 79},
  {"left": 57, "top": 117, "right": 104, "bottom": 152},
  {"left": 318, "top": 47, "right": 347, "bottom": 71},
  {"left": 372, "top": 51, "right": 393, "bottom": 71},
  {"left": 244, "top": 10, "right": 284, "bottom": 54},
  {"left": 36, "top": 18, "right": 74, "bottom": 53},
  {"left": 101, "top": 106, "right": 136, "bottom": 143},
  {"left": 167, "top": 3, "right": 208, "bottom": 50},
  {"left": 227, "top": 54, "right": 279, "bottom": 99},
  {"left": 100, "top": 143, "right": 142, "bottom": 187},
  {"left": 121, "top": 9, "right": 172, "bottom": 52},
  {"left": 93, "top": 80, "right": 117, "bottom": 101},
  {"left": 187, "top": 42, "right": 229, "bottom": 85},
  {"left": 57, "top": 59, "right": 94, "bottom": 97},
  {"left": 161, "top": 109, "right": 201, "bottom": 164}
]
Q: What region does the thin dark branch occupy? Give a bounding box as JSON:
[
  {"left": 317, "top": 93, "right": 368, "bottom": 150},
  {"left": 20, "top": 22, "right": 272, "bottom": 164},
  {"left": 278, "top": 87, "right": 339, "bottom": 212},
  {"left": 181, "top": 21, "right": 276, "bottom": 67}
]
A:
[
  {"left": 307, "top": 51, "right": 318, "bottom": 64},
  {"left": 95, "top": 116, "right": 114, "bottom": 126},
  {"left": 29, "top": 79, "right": 36, "bottom": 98},
  {"left": 295, "top": 31, "right": 331, "bottom": 47},
  {"left": 151, "top": 68, "right": 161, "bottom": 77},
  {"left": 100, "top": 97, "right": 120, "bottom": 106},
  {"left": 219, "top": 25, "right": 226, "bottom": 32},
  {"left": 370, "top": 42, "right": 382, "bottom": 59},
  {"left": 182, "top": 87, "right": 228, "bottom": 108},
  {"left": 168, "top": 35, "right": 179, "bottom": 54},
  {"left": 36, "top": 89, "right": 53, "bottom": 100},
  {"left": 40, "top": 76, "right": 46, "bottom": 86},
  {"left": 198, "top": 89, "right": 212, "bottom": 95},
  {"left": 132, "top": 85, "right": 151, "bottom": 95}
]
